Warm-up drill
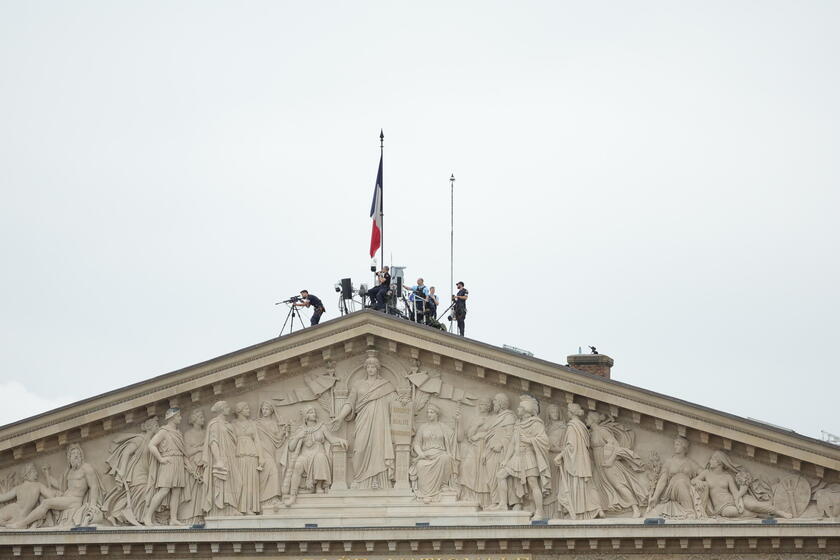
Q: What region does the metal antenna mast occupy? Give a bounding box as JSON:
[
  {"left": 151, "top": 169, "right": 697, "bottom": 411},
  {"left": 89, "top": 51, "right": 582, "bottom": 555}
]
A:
[
  {"left": 450, "top": 173, "right": 455, "bottom": 333},
  {"left": 379, "top": 129, "right": 384, "bottom": 265}
]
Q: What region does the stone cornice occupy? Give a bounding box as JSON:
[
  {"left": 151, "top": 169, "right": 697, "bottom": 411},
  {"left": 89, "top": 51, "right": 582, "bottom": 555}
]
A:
[{"left": 2, "top": 522, "right": 840, "bottom": 556}]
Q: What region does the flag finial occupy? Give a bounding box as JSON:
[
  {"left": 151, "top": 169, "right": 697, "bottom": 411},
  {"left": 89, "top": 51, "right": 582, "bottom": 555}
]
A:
[{"left": 380, "top": 129, "right": 384, "bottom": 148}]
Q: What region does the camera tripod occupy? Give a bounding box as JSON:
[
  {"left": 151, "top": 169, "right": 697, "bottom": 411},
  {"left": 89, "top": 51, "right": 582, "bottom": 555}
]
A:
[
  {"left": 277, "top": 300, "right": 307, "bottom": 336},
  {"left": 437, "top": 299, "right": 458, "bottom": 333}
]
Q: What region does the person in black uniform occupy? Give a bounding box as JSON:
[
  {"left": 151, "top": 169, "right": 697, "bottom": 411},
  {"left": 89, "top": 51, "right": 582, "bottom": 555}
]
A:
[
  {"left": 453, "top": 281, "right": 468, "bottom": 336},
  {"left": 366, "top": 266, "right": 391, "bottom": 311},
  {"left": 295, "top": 290, "right": 325, "bottom": 326}
]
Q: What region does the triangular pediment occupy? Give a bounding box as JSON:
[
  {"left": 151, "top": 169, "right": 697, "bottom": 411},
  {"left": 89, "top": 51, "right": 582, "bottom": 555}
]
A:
[{"left": 1, "top": 310, "right": 838, "bottom": 529}]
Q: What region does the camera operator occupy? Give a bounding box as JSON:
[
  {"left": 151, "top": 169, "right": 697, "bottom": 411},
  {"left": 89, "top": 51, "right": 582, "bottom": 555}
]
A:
[
  {"left": 406, "top": 278, "right": 430, "bottom": 323},
  {"left": 366, "top": 266, "right": 391, "bottom": 311},
  {"left": 452, "top": 281, "right": 468, "bottom": 336},
  {"left": 294, "top": 290, "right": 326, "bottom": 326}
]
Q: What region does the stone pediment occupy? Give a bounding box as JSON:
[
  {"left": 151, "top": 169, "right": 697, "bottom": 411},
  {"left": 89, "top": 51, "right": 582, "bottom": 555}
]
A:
[{"left": 1, "top": 309, "right": 839, "bottom": 534}]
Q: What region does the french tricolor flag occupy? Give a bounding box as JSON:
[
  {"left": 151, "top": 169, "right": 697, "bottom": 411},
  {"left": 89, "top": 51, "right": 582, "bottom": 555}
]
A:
[{"left": 369, "top": 154, "right": 383, "bottom": 258}]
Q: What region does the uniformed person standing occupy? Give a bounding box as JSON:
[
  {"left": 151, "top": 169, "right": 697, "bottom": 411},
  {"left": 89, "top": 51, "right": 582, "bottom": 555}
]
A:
[{"left": 453, "top": 281, "right": 468, "bottom": 336}]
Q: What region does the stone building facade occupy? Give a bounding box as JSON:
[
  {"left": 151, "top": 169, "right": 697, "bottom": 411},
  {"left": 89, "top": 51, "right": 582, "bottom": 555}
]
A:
[{"left": 0, "top": 310, "right": 838, "bottom": 558}]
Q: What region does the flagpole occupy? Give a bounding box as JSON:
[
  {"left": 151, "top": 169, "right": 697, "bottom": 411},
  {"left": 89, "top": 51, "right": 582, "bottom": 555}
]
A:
[
  {"left": 379, "top": 129, "right": 384, "bottom": 266},
  {"left": 449, "top": 173, "right": 455, "bottom": 333}
]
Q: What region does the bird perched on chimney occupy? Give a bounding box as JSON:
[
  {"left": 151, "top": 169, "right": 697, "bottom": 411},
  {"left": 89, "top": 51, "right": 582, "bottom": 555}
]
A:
[{"left": 589, "top": 346, "right": 598, "bottom": 355}]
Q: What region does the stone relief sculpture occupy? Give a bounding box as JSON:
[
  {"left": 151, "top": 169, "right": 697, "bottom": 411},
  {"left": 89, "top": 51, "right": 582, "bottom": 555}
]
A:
[
  {"left": 492, "top": 395, "right": 551, "bottom": 520},
  {"left": 201, "top": 401, "right": 241, "bottom": 517},
  {"left": 587, "top": 411, "right": 648, "bottom": 517},
  {"left": 692, "top": 450, "right": 792, "bottom": 519},
  {"left": 331, "top": 350, "right": 406, "bottom": 489},
  {"left": 0, "top": 463, "right": 56, "bottom": 528},
  {"left": 544, "top": 404, "right": 566, "bottom": 518},
  {"left": 813, "top": 479, "right": 840, "bottom": 520},
  {"left": 647, "top": 436, "right": 702, "bottom": 518},
  {"left": 272, "top": 361, "right": 338, "bottom": 417},
  {"left": 3, "top": 355, "right": 840, "bottom": 531},
  {"left": 406, "top": 358, "right": 476, "bottom": 412},
  {"left": 232, "top": 402, "right": 265, "bottom": 515},
  {"left": 10, "top": 444, "right": 102, "bottom": 529},
  {"left": 456, "top": 397, "right": 493, "bottom": 507},
  {"left": 256, "top": 401, "right": 289, "bottom": 509},
  {"left": 283, "top": 405, "right": 346, "bottom": 505},
  {"left": 409, "top": 404, "right": 458, "bottom": 502},
  {"left": 481, "top": 393, "right": 517, "bottom": 506},
  {"left": 144, "top": 408, "right": 191, "bottom": 525},
  {"left": 101, "top": 416, "right": 159, "bottom": 526},
  {"left": 773, "top": 474, "right": 813, "bottom": 518},
  {"left": 554, "top": 402, "right": 604, "bottom": 519},
  {"left": 177, "top": 409, "right": 206, "bottom": 525}
]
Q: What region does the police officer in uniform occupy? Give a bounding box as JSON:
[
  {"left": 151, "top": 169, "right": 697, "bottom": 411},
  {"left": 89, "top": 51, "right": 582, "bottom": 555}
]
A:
[
  {"left": 295, "top": 290, "right": 326, "bottom": 326},
  {"left": 406, "top": 277, "right": 430, "bottom": 323},
  {"left": 453, "top": 281, "right": 468, "bottom": 336},
  {"left": 427, "top": 286, "right": 439, "bottom": 320}
]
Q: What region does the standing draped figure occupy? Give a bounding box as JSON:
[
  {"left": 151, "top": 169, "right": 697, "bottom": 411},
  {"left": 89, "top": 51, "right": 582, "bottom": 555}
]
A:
[
  {"left": 457, "top": 398, "right": 493, "bottom": 507},
  {"left": 101, "top": 417, "right": 159, "bottom": 526},
  {"left": 232, "top": 402, "right": 265, "bottom": 515},
  {"left": 494, "top": 395, "right": 552, "bottom": 520},
  {"left": 481, "top": 393, "right": 516, "bottom": 505},
  {"left": 555, "top": 402, "right": 604, "bottom": 520},
  {"left": 544, "top": 404, "right": 566, "bottom": 518},
  {"left": 586, "top": 411, "right": 648, "bottom": 517},
  {"left": 178, "top": 409, "right": 206, "bottom": 525},
  {"left": 331, "top": 351, "right": 402, "bottom": 489},
  {"left": 256, "top": 401, "right": 288, "bottom": 508},
  {"left": 202, "top": 401, "right": 242, "bottom": 517}
]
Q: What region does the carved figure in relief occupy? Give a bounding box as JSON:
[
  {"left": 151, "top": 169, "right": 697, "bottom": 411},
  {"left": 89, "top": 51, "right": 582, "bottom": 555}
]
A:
[
  {"left": 0, "top": 463, "right": 56, "bottom": 528},
  {"left": 331, "top": 351, "right": 405, "bottom": 489},
  {"left": 493, "top": 396, "right": 551, "bottom": 519},
  {"left": 813, "top": 480, "right": 840, "bottom": 520},
  {"left": 647, "top": 436, "right": 702, "bottom": 518},
  {"left": 177, "top": 409, "right": 207, "bottom": 525},
  {"left": 586, "top": 411, "right": 648, "bottom": 517},
  {"left": 692, "top": 451, "right": 792, "bottom": 519},
  {"left": 10, "top": 444, "right": 102, "bottom": 529},
  {"left": 284, "top": 405, "right": 346, "bottom": 505},
  {"left": 409, "top": 404, "right": 458, "bottom": 502},
  {"left": 554, "top": 403, "right": 604, "bottom": 520},
  {"left": 543, "top": 404, "right": 566, "bottom": 518},
  {"left": 481, "top": 393, "right": 517, "bottom": 505},
  {"left": 201, "top": 401, "right": 242, "bottom": 517},
  {"left": 256, "top": 401, "right": 289, "bottom": 508},
  {"left": 232, "top": 402, "right": 266, "bottom": 514},
  {"left": 101, "top": 416, "right": 159, "bottom": 526},
  {"left": 144, "top": 408, "right": 191, "bottom": 525},
  {"left": 456, "top": 397, "right": 493, "bottom": 507}
]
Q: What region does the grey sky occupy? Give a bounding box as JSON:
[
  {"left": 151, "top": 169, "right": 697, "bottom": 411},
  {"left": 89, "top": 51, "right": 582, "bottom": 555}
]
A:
[{"left": 1, "top": 1, "right": 838, "bottom": 439}]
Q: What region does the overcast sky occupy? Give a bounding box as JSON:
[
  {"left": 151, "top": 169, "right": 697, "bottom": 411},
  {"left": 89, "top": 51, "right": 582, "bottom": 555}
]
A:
[{"left": 1, "top": 1, "right": 837, "bottom": 440}]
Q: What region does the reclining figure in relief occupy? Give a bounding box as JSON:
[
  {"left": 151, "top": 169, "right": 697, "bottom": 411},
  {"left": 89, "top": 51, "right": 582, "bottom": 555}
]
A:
[
  {"left": 692, "top": 450, "right": 792, "bottom": 519},
  {"left": 9, "top": 444, "right": 102, "bottom": 529}
]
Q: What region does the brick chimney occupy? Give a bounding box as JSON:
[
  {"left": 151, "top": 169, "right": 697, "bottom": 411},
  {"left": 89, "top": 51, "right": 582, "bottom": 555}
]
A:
[{"left": 567, "top": 352, "right": 614, "bottom": 379}]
